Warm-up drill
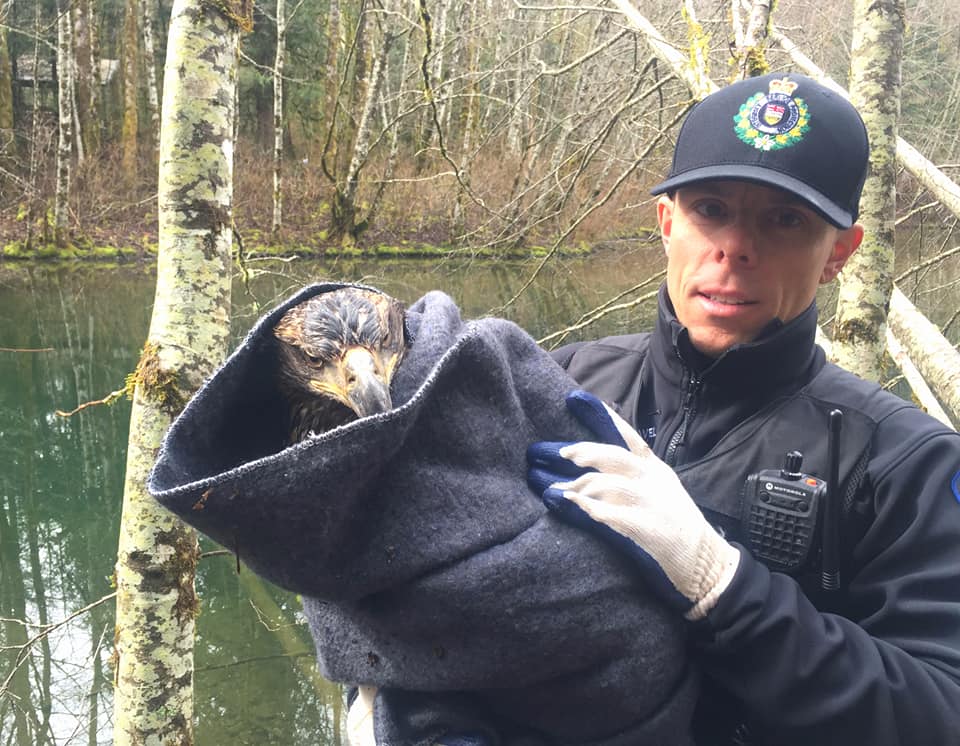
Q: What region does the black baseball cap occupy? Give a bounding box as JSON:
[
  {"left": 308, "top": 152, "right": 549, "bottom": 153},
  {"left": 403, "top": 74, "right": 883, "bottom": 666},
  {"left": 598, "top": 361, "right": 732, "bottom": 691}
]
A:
[{"left": 651, "top": 72, "right": 869, "bottom": 228}]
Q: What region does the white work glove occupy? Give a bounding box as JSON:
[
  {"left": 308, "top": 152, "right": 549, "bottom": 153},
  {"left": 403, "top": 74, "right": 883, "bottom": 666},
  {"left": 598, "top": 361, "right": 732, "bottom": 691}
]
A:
[
  {"left": 346, "top": 685, "right": 377, "bottom": 746},
  {"left": 527, "top": 390, "right": 740, "bottom": 620}
]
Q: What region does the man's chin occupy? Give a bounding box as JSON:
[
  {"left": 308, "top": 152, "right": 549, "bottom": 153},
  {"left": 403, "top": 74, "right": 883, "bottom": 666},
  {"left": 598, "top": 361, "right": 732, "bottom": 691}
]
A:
[{"left": 685, "top": 326, "right": 761, "bottom": 358}]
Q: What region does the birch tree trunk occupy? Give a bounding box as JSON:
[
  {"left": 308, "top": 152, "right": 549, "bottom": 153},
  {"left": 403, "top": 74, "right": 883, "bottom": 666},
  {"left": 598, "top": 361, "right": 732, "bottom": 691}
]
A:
[
  {"left": 112, "top": 0, "right": 245, "bottom": 741},
  {"left": 55, "top": 0, "right": 74, "bottom": 248},
  {"left": 70, "top": 28, "right": 85, "bottom": 165},
  {"left": 888, "top": 288, "right": 960, "bottom": 426},
  {"left": 272, "top": 0, "right": 286, "bottom": 238},
  {"left": 120, "top": 0, "right": 139, "bottom": 178},
  {"left": 140, "top": 0, "right": 162, "bottom": 158},
  {"left": 831, "top": 0, "right": 905, "bottom": 380},
  {"left": 732, "top": 0, "right": 773, "bottom": 79},
  {"left": 609, "top": 0, "right": 716, "bottom": 99}
]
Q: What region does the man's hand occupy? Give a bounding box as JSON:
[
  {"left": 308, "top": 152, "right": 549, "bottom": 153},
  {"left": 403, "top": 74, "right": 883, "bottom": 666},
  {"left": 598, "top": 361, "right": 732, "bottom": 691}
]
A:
[{"left": 527, "top": 390, "right": 740, "bottom": 620}]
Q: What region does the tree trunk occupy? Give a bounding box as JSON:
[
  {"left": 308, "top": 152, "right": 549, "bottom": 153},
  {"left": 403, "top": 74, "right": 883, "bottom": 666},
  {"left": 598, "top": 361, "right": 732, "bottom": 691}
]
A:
[
  {"left": 140, "top": 0, "right": 162, "bottom": 158},
  {"left": 74, "top": 0, "right": 100, "bottom": 156},
  {"left": 71, "top": 25, "right": 86, "bottom": 165},
  {"left": 0, "top": 19, "right": 13, "bottom": 133},
  {"left": 25, "top": 0, "right": 43, "bottom": 250},
  {"left": 888, "top": 287, "right": 960, "bottom": 426},
  {"left": 682, "top": 0, "right": 710, "bottom": 91},
  {"left": 884, "top": 324, "right": 955, "bottom": 429},
  {"left": 732, "top": 0, "right": 774, "bottom": 79},
  {"left": 831, "top": 0, "right": 904, "bottom": 381},
  {"left": 112, "top": 0, "right": 244, "bottom": 742},
  {"left": 322, "top": 0, "right": 343, "bottom": 165},
  {"left": 273, "top": 0, "right": 286, "bottom": 239},
  {"left": 55, "top": 0, "right": 74, "bottom": 248},
  {"left": 0, "top": 496, "right": 38, "bottom": 746},
  {"left": 334, "top": 23, "right": 391, "bottom": 245},
  {"left": 367, "top": 0, "right": 407, "bottom": 229},
  {"left": 609, "top": 0, "right": 715, "bottom": 98},
  {"left": 504, "top": 3, "right": 526, "bottom": 159},
  {"left": 120, "top": 0, "right": 139, "bottom": 179}
]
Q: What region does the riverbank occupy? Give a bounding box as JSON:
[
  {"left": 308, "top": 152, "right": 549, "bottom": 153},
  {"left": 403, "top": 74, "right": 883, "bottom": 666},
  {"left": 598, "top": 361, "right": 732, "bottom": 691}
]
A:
[{"left": 0, "top": 148, "right": 661, "bottom": 264}]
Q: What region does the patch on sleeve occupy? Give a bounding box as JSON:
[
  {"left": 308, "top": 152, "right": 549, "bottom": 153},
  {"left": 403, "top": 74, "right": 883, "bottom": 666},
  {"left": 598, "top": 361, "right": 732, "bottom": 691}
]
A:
[{"left": 952, "top": 470, "right": 960, "bottom": 504}]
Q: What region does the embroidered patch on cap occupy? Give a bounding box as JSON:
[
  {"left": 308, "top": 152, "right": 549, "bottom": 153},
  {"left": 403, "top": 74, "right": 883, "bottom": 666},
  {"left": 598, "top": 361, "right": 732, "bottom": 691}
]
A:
[{"left": 734, "top": 77, "right": 810, "bottom": 151}]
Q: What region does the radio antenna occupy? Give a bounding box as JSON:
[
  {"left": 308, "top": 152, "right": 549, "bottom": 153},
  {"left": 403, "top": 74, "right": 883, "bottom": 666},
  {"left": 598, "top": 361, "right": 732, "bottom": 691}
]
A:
[{"left": 821, "top": 409, "right": 843, "bottom": 591}]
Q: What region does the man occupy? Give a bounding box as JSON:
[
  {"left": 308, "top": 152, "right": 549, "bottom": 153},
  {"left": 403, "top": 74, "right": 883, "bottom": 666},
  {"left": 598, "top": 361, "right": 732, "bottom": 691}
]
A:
[
  {"left": 349, "top": 72, "right": 960, "bottom": 744},
  {"left": 528, "top": 72, "right": 960, "bottom": 743}
]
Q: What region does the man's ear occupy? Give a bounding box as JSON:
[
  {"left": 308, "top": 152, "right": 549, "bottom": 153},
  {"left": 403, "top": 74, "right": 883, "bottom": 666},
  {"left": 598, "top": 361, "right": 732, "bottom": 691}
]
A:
[
  {"left": 820, "top": 223, "right": 864, "bottom": 284},
  {"left": 657, "top": 195, "right": 674, "bottom": 255}
]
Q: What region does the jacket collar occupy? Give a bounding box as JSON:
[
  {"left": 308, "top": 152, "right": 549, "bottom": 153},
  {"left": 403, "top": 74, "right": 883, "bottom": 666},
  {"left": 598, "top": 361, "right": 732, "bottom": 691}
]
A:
[{"left": 652, "top": 284, "right": 823, "bottom": 392}]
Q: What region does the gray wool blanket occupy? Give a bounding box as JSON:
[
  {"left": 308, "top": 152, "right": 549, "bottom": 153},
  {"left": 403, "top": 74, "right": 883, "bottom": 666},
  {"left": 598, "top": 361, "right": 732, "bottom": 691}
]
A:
[{"left": 149, "top": 283, "right": 697, "bottom": 745}]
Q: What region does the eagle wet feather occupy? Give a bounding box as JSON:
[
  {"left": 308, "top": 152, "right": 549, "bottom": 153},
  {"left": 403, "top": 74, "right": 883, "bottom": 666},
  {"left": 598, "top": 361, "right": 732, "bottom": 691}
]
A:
[{"left": 273, "top": 287, "right": 407, "bottom": 442}]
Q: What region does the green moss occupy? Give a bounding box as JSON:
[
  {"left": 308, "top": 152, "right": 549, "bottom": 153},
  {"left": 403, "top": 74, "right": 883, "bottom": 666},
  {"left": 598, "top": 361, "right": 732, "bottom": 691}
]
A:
[
  {"left": 3, "top": 241, "right": 26, "bottom": 258},
  {"left": 127, "top": 341, "right": 186, "bottom": 415}
]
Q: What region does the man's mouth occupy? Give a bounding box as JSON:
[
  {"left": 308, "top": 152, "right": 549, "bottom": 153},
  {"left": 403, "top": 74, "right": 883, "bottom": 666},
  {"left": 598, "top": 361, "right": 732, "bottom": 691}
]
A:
[{"left": 701, "top": 293, "right": 754, "bottom": 306}]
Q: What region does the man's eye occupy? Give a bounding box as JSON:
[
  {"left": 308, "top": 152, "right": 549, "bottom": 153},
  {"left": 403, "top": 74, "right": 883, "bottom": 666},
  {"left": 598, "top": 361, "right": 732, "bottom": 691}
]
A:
[
  {"left": 693, "top": 200, "right": 726, "bottom": 219},
  {"left": 774, "top": 209, "right": 805, "bottom": 228}
]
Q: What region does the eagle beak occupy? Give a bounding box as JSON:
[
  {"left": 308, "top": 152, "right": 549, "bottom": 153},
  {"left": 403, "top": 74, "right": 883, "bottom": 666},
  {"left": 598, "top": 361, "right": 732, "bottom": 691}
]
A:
[{"left": 343, "top": 347, "right": 393, "bottom": 418}]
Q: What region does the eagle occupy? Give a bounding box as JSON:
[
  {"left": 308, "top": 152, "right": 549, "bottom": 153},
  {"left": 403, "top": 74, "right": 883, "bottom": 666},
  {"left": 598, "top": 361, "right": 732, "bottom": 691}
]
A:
[{"left": 273, "top": 287, "right": 407, "bottom": 442}]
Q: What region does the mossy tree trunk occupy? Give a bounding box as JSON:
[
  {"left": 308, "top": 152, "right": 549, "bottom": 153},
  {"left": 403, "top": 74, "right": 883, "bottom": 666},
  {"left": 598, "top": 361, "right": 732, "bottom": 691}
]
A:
[
  {"left": 112, "top": 0, "right": 248, "bottom": 743},
  {"left": 731, "top": 0, "right": 774, "bottom": 80},
  {"left": 831, "top": 0, "right": 905, "bottom": 380}
]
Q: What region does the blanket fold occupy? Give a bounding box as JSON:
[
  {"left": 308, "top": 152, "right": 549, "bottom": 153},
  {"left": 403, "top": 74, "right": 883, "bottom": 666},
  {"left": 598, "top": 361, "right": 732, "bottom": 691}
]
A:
[{"left": 149, "top": 283, "right": 696, "bottom": 744}]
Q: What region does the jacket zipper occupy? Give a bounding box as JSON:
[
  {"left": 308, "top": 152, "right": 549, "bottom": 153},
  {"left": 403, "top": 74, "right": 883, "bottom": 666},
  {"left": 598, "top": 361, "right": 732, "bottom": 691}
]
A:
[{"left": 665, "top": 370, "right": 701, "bottom": 466}]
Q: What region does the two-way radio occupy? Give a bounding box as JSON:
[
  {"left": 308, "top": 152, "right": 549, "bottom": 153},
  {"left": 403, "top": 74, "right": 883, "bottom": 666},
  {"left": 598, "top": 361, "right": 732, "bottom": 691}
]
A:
[{"left": 742, "top": 410, "right": 844, "bottom": 591}]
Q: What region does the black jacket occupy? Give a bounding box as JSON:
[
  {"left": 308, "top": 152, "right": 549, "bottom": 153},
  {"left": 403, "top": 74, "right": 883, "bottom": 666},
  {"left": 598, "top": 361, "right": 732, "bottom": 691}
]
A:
[{"left": 553, "top": 286, "right": 960, "bottom": 746}]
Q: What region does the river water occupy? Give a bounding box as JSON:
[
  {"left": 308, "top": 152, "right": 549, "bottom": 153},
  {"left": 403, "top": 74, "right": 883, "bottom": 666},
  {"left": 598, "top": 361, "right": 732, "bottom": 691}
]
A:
[{"left": 0, "top": 247, "right": 674, "bottom": 745}]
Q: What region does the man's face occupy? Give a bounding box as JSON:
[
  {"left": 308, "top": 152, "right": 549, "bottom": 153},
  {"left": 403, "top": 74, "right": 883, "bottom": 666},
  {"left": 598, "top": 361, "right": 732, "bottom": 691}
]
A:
[{"left": 657, "top": 180, "right": 863, "bottom": 358}]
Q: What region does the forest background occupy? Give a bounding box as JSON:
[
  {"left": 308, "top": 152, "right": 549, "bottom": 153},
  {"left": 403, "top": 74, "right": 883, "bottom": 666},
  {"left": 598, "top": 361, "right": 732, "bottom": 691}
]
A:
[{"left": 0, "top": 0, "right": 959, "bottom": 263}]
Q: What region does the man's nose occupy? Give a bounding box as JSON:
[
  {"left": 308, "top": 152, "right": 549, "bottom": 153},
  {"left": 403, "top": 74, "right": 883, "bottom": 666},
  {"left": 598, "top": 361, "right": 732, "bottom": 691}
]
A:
[{"left": 713, "top": 220, "right": 760, "bottom": 266}]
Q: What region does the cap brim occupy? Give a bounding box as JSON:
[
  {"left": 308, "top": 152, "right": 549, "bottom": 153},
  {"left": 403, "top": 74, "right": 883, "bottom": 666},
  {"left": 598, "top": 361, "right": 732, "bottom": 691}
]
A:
[{"left": 650, "top": 165, "right": 854, "bottom": 229}]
